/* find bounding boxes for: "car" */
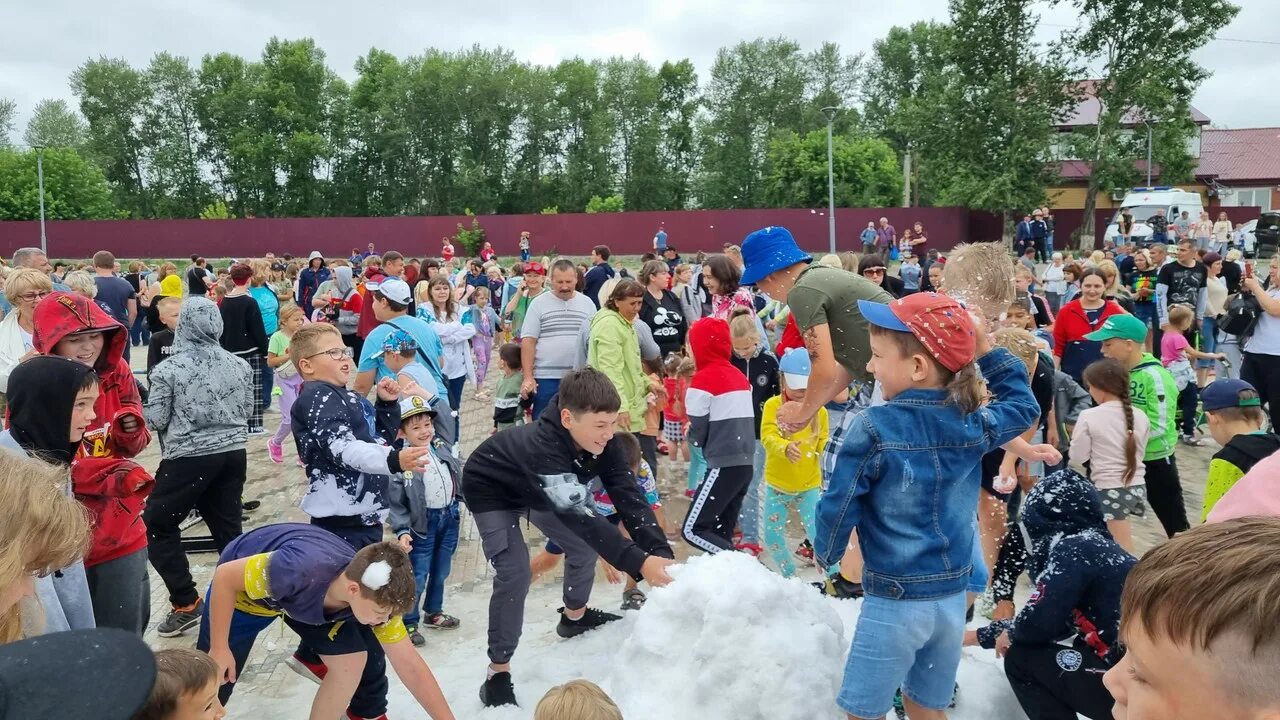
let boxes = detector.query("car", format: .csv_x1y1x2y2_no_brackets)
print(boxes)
1103,187,1205,246
1253,212,1280,260
1236,218,1257,258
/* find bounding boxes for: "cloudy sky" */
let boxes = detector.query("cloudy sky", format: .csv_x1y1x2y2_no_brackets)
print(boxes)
3,0,1275,137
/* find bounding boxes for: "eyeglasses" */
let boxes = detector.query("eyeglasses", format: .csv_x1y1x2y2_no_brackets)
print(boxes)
18,291,49,302
862,268,886,276
305,347,354,361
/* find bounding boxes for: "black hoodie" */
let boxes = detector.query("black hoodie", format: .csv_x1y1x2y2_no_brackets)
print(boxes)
5,356,97,464
460,396,674,578
977,469,1135,665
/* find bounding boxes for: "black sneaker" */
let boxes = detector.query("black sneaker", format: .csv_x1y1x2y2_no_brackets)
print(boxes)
556,607,623,638
156,598,203,637
242,500,261,511
408,625,425,647
480,671,517,707
813,574,864,600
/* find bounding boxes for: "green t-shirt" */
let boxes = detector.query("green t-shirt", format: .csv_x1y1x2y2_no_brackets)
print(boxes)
786,265,894,383
1130,354,1179,461
268,330,291,356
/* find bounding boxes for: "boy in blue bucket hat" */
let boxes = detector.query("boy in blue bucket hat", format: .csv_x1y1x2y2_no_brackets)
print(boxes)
741,225,892,599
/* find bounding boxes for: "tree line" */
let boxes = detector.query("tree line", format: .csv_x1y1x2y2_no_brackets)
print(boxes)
0,0,1238,246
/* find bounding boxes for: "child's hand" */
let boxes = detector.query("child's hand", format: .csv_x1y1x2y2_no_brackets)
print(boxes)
962,629,979,647
118,413,141,434
209,645,238,684
398,534,413,552
617,411,631,429
601,560,623,585
1022,443,1062,465
1217,352,1227,360
995,630,1012,658
398,445,432,473
376,377,401,402
992,474,1018,495
641,555,676,587
785,441,802,464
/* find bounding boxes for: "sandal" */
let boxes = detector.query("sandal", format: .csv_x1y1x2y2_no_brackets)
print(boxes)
424,613,460,630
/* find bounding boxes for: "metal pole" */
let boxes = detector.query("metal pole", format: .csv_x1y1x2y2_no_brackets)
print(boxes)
821,106,839,255
1152,124,1162,189
35,146,47,254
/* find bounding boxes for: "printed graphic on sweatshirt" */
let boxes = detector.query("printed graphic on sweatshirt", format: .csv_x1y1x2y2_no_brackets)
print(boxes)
537,472,595,515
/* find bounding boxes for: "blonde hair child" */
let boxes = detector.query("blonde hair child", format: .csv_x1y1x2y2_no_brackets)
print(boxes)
265,303,307,464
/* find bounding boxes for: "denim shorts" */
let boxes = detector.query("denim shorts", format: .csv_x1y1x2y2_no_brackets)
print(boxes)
838,592,967,718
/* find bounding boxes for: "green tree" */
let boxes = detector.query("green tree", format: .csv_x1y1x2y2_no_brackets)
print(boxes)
656,60,700,209
199,199,235,219
70,57,154,216
862,22,952,205
765,130,902,208
507,64,562,214
919,0,1077,225
553,58,615,212
144,53,210,217
697,38,809,209
0,98,15,148
23,99,88,149
0,147,118,220
800,42,863,134
1060,0,1239,246
585,194,624,213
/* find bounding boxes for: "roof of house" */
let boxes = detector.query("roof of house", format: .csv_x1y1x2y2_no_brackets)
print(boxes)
1055,159,1158,181
1057,80,1211,129
1196,127,1280,184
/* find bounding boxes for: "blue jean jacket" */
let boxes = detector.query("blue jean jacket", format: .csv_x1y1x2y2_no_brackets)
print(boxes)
815,348,1039,600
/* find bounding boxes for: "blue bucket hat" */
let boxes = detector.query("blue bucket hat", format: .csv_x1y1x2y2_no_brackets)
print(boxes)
739,226,812,286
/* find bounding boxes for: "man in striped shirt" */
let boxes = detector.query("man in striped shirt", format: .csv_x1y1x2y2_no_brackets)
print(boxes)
519,259,596,419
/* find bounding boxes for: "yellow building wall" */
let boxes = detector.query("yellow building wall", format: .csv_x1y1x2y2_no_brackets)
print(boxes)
1048,184,1211,210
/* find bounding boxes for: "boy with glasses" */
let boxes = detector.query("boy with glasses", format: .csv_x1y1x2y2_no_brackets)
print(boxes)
285,322,435,688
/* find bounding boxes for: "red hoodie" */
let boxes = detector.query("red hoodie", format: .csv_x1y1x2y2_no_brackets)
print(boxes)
74,457,154,566
33,292,150,459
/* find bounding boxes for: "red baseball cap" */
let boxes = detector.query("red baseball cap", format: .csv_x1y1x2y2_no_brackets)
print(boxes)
858,293,976,372
524,262,546,276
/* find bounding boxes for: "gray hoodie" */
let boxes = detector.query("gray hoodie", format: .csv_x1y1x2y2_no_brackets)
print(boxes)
145,297,253,459
0,431,95,634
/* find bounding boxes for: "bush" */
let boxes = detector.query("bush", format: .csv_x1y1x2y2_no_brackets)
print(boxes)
453,208,486,256
585,194,624,213
539,206,559,215
199,199,235,219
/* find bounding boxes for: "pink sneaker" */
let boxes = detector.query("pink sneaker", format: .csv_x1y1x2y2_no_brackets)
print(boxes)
267,439,283,464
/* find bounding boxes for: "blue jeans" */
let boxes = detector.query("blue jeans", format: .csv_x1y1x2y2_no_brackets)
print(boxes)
738,441,766,544
532,378,560,421
130,312,150,346
1197,316,1217,368
403,503,461,626
839,591,967,718
446,375,466,441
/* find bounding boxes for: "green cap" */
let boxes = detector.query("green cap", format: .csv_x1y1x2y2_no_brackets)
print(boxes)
1084,313,1147,342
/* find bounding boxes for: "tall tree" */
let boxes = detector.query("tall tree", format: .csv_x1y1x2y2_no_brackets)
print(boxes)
450,46,523,214
1061,0,1239,246
144,53,209,217
553,58,614,212
919,0,1076,226
507,63,562,214
23,99,88,149
0,147,118,220
70,57,154,217
697,38,808,208
601,56,664,210
0,98,15,148
800,42,863,135
656,60,699,210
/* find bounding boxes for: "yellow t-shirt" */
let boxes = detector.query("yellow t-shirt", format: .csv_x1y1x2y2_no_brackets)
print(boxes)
760,395,828,494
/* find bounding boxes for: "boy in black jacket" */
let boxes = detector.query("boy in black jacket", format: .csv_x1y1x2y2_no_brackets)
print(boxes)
463,367,676,708
965,469,1135,720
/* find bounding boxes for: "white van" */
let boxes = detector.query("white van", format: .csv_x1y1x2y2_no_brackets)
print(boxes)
1103,187,1205,245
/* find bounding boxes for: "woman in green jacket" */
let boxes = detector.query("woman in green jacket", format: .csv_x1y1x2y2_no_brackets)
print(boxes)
589,279,649,433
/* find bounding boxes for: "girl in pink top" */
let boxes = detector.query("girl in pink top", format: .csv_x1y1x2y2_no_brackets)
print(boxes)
1070,359,1150,553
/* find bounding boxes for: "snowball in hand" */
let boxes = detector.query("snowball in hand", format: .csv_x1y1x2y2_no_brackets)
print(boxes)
607,552,846,719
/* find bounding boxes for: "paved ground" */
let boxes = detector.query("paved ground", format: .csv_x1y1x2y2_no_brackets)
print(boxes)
132,344,1214,707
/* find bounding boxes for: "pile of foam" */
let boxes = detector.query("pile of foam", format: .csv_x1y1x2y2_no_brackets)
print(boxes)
606,552,847,719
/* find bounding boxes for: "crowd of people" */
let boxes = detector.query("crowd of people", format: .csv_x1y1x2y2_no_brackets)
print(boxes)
0,218,1278,720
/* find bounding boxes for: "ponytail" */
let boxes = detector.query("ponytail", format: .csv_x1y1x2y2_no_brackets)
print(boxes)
1119,384,1139,486
946,362,984,415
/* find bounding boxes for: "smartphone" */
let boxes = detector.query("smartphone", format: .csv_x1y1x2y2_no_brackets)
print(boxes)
1246,261,1254,279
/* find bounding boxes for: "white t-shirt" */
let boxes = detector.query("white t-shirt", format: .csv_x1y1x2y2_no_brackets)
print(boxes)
523,292,595,379
19,327,33,352
417,449,456,509
1245,288,1280,356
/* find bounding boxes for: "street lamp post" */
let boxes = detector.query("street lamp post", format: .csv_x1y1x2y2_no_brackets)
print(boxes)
821,106,840,255
34,145,47,254
1144,121,1153,188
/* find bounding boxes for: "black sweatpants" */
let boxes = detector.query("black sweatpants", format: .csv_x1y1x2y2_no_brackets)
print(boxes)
638,433,660,485
144,449,247,608
1242,351,1280,431
1003,641,1115,720
1143,456,1189,537
1177,381,1199,436
682,464,752,553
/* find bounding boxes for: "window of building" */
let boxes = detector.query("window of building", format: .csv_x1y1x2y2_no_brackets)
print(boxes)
1226,187,1273,213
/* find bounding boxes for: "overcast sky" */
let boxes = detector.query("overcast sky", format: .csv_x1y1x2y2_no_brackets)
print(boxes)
3,0,1276,138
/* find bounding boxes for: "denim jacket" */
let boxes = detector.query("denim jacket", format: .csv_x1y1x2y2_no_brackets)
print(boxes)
814,348,1039,600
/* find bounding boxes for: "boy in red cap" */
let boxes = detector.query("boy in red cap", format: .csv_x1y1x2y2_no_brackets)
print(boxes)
815,292,1042,720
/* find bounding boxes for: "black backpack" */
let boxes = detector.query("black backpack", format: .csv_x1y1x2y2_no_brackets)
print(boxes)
1218,292,1261,337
